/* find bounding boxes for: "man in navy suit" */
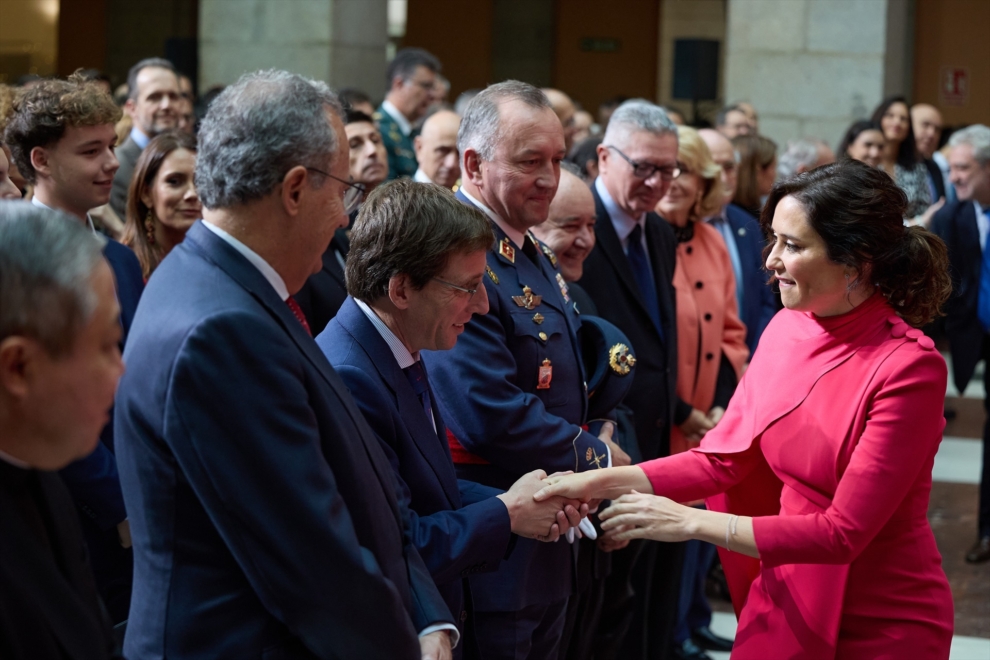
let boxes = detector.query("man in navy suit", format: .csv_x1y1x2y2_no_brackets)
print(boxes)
700,128,777,355
423,81,614,660
931,124,990,564
4,73,144,623
114,70,455,659
319,180,585,657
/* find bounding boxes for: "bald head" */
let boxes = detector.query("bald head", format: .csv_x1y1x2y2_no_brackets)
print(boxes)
699,128,737,205
414,109,461,188
543,88,577,152
532,169,595,281
911,103,943,159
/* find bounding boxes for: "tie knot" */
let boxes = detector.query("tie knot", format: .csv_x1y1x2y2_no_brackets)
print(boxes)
404,361,429,397
629,223,643,243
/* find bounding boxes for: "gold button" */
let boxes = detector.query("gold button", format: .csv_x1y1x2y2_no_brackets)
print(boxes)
539,332,548,341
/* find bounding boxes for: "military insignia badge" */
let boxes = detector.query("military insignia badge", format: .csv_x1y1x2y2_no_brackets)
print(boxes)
585,447,593,461
540,243,558,268
537,359,553,389
486,265,500,285
498,238,516,263
532,313,544,324
588,448,606,468
608,343,637,375
512,285,542,310
555,273,571,303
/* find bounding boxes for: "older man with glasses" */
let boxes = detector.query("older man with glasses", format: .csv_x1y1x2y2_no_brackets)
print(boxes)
575,99,684,660
114,70,456,659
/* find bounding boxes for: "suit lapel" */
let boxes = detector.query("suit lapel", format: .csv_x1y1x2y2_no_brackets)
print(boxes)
336,300,462,507
184,224,402,516
0,473,107,659
644,213,675,341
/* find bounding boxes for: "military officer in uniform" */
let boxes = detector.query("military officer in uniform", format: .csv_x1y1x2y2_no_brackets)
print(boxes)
423,80,620,660
375,48,442,180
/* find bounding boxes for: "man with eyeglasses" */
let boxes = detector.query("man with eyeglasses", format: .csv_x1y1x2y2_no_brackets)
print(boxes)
575,99,684,659
376,48,443,180
699,128,777,354
114,70,458,659
319,179,587,658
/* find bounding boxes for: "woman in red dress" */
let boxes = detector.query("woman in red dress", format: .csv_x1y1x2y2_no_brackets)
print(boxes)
535,159,954,659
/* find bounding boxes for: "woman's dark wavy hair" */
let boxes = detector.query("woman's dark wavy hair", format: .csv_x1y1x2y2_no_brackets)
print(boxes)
759,159,950,327
870,95,919,169
837,119,883,158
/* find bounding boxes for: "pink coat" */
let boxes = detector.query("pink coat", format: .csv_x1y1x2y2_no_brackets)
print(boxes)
670,221,749,455
641,294,953,659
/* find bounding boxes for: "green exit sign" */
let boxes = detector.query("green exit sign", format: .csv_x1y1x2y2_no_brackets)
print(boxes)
580,38,621,53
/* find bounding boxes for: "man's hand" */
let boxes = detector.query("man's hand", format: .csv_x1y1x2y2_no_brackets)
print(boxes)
679,408,714,442
598,420,631,466
420,630,452,660
707,406,726,426
117,519,132,549
497,469,586,541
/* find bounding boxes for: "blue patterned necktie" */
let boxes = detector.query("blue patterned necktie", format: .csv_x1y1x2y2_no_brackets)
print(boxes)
978,208,990,332
404,361,434,427
627,223,664,341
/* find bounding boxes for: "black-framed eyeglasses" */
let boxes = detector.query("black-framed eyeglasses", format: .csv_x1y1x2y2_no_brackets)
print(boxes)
306,167,366,215
432,277,480,298
605,145,680,181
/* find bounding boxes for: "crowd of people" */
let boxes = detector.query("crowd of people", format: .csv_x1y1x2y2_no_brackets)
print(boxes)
0,45,988,660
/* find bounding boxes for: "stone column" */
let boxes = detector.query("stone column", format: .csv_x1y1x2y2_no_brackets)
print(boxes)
724,0,909,149
199,0,388,96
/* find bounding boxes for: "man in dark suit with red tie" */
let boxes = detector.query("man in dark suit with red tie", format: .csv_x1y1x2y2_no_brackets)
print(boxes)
930,123,990,564
576,100,684,659
0,202,124,659
114,70,456,659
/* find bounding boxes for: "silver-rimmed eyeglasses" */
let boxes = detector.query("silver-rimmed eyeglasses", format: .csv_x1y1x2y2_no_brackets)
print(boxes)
605,145,681,181
432,277,480,298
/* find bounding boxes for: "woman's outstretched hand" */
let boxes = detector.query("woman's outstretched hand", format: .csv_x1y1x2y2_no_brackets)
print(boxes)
599,491,692,544
533,471,599,504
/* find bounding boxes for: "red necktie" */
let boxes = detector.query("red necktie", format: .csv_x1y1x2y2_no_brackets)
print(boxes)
285,296,312,337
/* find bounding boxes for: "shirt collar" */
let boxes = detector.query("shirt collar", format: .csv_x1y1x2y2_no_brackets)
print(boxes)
130,126,151,150
381,100,412,136
201,220,289,301
595,176,644,245
0,448,31,469
705,205,728,224
31,196,105,244
353,298,417,369
460,188,527,248
413,168,433,184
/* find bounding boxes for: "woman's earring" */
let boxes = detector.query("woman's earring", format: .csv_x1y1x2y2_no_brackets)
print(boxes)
145,210,156,245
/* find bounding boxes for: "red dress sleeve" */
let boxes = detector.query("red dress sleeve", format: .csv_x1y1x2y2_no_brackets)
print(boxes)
641,440,764,503
752,346,946,566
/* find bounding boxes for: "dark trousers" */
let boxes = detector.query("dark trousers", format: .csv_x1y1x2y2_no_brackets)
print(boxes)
594,539,685,660
473,598,569,660
979,338,990,537
673,539,717,644
561,539,610,660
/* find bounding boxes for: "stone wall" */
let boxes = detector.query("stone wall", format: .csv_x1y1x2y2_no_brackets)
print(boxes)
199,0,387,95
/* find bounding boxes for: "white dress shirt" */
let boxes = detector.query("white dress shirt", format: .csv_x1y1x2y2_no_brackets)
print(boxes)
202,221,289,301
413,168,433,184
381,99,413,136
594,177,653,281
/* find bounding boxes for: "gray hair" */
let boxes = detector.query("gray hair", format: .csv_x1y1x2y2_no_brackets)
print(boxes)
126,57,177,100
195,69,344,209
457,80,552,161
777,139,820,181
0,202,104,357
602,99,677,148
948,124,990,166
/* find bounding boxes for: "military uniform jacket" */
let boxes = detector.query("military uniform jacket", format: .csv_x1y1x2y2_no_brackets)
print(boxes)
375,103,418,180
423,191,609,611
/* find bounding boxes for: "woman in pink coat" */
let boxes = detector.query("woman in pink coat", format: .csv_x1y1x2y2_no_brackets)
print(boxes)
660,126,749,457
535,160,954,659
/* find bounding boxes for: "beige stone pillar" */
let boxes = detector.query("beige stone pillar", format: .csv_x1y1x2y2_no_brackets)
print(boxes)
199,0,388,95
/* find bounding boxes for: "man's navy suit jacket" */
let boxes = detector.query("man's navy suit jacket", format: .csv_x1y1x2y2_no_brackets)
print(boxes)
723,203,776,355
931,200,986,391
58,237,143,620
115,222,451,658
318,297,514,647
422,191,609,612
